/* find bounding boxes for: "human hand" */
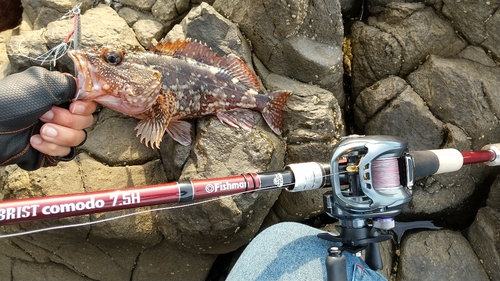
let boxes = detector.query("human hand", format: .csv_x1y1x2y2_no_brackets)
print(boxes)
30,101,97,157
0,67,93,170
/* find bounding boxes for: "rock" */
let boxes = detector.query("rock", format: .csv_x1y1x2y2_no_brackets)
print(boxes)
155,115,285,254
356,76,445,150
213,0,345,105
7,4,142,73
45,4,142,70
487,174,500,211
255,57,345,163
0,40,11,79
6,28,48,73
350,2,466,96
2,236,142,281
442,0,500,58
353,74,493,226
80,114,160,166
132,19,165,47
407,55,500,149
401,55,500,223
119,0,157,11
254,55,345,221
468,206,500,281
151,0,190,29
397,230,489,281
457,45,497,67
133,239,216,281
165,2,253,67
20,0,94,30
118,6,154,27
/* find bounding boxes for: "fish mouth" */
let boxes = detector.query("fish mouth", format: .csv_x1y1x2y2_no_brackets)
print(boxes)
67,50,93,100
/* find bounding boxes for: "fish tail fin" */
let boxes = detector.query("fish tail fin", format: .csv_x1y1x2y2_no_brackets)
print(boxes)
260,90,292,135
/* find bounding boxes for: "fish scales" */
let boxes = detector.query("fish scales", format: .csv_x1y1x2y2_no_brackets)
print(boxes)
150,56,259,118
68,39,291,148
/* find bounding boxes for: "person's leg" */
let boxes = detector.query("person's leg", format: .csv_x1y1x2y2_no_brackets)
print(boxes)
226,222,387,281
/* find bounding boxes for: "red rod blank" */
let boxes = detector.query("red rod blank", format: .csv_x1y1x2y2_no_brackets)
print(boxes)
461,150,495,165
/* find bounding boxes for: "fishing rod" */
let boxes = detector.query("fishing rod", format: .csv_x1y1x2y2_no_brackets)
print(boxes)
0,135,498,226
0,135,499,280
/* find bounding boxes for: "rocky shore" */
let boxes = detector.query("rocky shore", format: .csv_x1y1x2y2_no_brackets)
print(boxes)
1,1,499,280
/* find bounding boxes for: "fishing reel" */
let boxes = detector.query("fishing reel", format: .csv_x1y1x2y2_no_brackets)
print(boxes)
318,135,414,270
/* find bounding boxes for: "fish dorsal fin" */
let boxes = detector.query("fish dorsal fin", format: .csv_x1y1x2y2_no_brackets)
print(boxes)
151,39,261,91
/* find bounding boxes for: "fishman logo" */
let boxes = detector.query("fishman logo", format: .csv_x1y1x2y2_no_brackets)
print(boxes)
205,181,246,193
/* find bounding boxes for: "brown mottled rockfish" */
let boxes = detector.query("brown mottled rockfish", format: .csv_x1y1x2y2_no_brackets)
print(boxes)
68,39,291,148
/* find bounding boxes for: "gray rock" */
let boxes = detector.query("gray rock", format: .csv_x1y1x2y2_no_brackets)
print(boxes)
6,29,48,73
155,115,285,254
397,230,489,281
159,133,194,181
165,2,253,67
80,115,160,166
118,6,154,27
11,259,90,281
339,0,358,14
255,56,345,163
44,4,142,50
457,45,497,67
351,2,466,96
132,19,165,47
133,239,216,281
442,0,500,58
354,75,490,224
468,206,500,281
20,0,93,30
254,55,345,221
213,0,345,105
151,0,190,29
354,76,409,131
487,174,500,211
407,55,500,149
119,0,157,11
7,4,142,73
20,0,43,27
357,77,445,150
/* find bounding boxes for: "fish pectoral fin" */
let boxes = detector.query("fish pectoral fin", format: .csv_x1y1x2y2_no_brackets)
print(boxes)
134,103,171,149
166,120,193,146
216,109,255,131
259,90,292,135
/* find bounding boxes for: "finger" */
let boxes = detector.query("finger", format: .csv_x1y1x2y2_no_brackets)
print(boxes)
39,123,87,147
69,100,98,115
30,134,72,157
39,106,94,130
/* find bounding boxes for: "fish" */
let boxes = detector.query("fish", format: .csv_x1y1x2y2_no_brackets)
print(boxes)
67,39,291,148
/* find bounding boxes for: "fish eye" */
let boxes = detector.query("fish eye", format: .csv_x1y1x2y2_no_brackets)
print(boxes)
101,49,123,65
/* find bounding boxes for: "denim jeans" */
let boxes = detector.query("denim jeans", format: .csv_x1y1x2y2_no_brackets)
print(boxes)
226,222,387,281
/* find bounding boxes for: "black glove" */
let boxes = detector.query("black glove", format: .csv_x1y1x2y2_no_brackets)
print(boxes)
0,66,77,171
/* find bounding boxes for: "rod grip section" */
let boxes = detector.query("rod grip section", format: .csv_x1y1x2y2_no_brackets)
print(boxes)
411,149,463,179
482,143,500,166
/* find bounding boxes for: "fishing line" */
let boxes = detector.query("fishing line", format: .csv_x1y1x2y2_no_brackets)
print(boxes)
14,3,81,69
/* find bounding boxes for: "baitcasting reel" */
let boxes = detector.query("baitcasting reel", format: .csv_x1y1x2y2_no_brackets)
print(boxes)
318,135,414,270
